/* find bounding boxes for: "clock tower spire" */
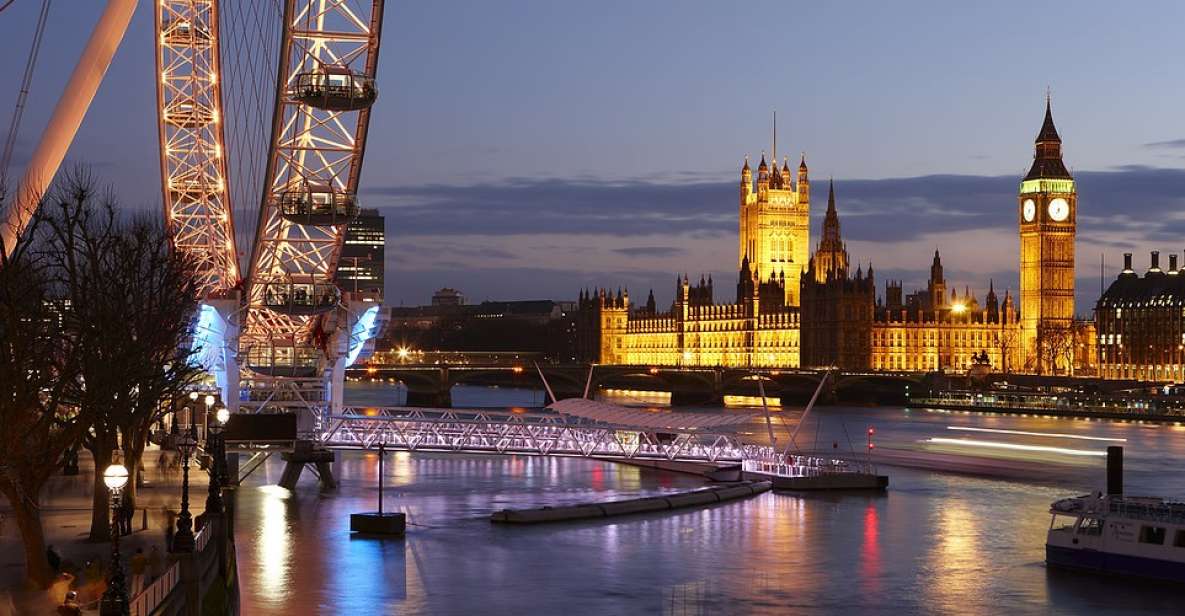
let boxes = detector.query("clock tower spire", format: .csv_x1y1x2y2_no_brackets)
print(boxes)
1018,96,1077,374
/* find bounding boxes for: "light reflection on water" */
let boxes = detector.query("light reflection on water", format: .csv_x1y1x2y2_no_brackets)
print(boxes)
229,386,1185,615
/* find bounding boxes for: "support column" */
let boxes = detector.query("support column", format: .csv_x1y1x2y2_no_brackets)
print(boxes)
1,0,138,255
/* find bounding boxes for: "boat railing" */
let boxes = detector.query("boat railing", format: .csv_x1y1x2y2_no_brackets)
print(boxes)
1108,497,1185,525
1051,495,1185,526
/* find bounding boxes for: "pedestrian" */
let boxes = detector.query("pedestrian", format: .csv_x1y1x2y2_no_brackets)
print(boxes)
122,498,135,536
130,547,148,596
56,590,82,616
164,508,176,547
147,545,164,583
46,544,62,573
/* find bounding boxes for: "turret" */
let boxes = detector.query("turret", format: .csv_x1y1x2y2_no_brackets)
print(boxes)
986,279,1000,323
797,154,809,204
756,154,769,192
741,156,752,197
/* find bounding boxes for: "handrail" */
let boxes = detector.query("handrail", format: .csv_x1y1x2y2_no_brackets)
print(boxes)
129,560,180,616
195,524,211,552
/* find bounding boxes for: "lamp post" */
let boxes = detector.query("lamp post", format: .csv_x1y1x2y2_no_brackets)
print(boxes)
205,407,228,514
100,463,130,616
172,425,197,553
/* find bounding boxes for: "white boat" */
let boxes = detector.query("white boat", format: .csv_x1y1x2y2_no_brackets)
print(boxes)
1046,447,1185,583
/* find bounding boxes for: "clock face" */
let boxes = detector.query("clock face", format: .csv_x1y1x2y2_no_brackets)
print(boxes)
1022,199,1036,222
1048,197,1070,222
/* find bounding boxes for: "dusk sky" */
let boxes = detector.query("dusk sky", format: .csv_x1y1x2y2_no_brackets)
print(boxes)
3,0,1185,311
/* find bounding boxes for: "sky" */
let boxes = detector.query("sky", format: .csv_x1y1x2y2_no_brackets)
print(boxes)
3,0,1185,313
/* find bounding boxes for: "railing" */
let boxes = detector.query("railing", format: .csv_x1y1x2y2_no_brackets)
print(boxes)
1108,497,1185,525
129,561,180,616
911,393,1185,418
195,524,211,553
322,406,752,463
742,454,874,478
319,406,863,473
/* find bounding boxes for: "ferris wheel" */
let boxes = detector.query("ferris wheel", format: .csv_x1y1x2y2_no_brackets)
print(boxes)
1,0,388,415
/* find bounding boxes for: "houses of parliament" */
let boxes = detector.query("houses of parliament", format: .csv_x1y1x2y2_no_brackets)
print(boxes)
578,102,1096,375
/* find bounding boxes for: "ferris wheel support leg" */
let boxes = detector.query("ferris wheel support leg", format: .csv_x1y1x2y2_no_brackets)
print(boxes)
0,0,138,257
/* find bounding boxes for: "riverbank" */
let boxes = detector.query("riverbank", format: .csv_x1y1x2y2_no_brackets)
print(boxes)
905,399,1185,423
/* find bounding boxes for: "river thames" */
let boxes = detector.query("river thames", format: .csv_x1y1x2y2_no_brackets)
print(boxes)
231,384,1185,615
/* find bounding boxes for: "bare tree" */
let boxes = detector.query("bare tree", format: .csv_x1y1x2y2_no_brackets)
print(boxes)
1038,322,1074,375
36,171,203,541
993,325,1019,374
0,200,85,588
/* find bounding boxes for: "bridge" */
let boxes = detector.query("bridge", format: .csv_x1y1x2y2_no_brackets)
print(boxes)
348,362,929,407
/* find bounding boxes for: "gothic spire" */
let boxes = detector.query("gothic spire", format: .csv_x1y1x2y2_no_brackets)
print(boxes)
1037,94,1061,144
1025,95,1072,180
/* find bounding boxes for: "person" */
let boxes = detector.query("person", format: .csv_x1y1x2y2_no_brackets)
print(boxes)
147,545,164,583
46,544,62,573
164,508,176,547
129,547,148,596
123,498,135,536
56,590,81,616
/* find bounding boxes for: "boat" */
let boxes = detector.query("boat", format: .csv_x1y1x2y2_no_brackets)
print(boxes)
1046,446,1185,583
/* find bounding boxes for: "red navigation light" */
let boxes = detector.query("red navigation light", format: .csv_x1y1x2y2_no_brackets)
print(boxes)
868,427,875,435
869,442,875,449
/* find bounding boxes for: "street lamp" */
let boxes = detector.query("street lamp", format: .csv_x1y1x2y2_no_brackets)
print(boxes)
100,463,130,616
172,426,197,553
205,407,228,514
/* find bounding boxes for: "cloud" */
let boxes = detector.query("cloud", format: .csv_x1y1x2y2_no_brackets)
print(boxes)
612,246,685,257
1143,139,1185,149
366,167,1185,306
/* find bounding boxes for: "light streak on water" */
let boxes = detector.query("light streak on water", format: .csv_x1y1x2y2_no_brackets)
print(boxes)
925,437,1107,457
945,426,1127,442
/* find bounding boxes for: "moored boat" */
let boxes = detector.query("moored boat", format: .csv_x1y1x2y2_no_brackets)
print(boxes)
1046,446,1185,583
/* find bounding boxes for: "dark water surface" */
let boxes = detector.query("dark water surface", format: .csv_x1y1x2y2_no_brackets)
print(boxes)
232,385,1185,615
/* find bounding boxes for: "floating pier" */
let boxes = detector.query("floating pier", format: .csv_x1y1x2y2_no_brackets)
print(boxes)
490,481,771,524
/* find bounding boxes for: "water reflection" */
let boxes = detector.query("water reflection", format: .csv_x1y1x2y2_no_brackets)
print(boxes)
228,390,1185,614
253,485,293,607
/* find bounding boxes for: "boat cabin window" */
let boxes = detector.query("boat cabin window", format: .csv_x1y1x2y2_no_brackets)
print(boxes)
1077,518,1103,536
1138,525,1166,545
1175,530,1185,548
1049,514,1076,531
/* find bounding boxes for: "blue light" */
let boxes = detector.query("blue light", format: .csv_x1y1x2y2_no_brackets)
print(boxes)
190,304,223,369
346,305,380,366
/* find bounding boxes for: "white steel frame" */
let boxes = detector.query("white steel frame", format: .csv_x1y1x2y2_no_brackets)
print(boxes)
243,0,384,358
154,0,240,296
322,407,759,463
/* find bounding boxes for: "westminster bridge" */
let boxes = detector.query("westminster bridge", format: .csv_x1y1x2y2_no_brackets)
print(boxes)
347,355,1158,408
348,360,931,407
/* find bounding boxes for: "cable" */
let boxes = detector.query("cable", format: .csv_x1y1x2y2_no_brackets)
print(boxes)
1,0,52,183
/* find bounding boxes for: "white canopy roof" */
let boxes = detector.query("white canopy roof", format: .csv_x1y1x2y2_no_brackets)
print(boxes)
548,398,760,431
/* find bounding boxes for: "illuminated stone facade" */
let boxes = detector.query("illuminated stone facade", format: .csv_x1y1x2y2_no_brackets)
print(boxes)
801,183,1025,373
739,151,811,306
577,266,800,368
1019,99,1078,374
579,105,1097,375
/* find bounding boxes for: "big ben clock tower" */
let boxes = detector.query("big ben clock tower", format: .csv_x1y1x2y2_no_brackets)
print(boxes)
1019,98,1076,374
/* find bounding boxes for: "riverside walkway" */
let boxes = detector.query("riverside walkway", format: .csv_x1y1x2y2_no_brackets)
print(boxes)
0,445,213,615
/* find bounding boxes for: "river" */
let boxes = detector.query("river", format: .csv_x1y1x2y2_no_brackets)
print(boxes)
230,384,1185,615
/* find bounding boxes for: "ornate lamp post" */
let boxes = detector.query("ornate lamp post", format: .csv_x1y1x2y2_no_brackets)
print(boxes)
100,463,130,616
172,425,197,553
205,406,228,514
